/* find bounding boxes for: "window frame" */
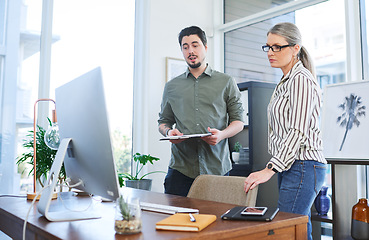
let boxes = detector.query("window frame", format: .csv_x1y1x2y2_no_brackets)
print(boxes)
360,0,369,80
0,0,21,193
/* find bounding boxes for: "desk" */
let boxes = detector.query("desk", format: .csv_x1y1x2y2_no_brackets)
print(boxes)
0,187,308,240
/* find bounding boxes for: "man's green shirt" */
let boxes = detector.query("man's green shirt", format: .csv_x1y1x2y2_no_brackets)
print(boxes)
158,65,244,179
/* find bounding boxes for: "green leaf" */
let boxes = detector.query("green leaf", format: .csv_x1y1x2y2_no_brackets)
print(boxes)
16,121,66,186
119,152,162,182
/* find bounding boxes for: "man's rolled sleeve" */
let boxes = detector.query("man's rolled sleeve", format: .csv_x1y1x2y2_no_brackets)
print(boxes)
227,78,244,123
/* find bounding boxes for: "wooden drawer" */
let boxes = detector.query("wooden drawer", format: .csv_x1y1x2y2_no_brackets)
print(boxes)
231,226,296,240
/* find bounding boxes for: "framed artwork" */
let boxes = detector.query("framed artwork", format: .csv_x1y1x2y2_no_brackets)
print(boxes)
165,57,187,82
322,80,369,159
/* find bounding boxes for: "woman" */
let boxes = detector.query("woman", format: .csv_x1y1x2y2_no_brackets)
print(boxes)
244,22,327,240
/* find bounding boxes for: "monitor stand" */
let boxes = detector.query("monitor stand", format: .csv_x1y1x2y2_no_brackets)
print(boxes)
37,138,101,221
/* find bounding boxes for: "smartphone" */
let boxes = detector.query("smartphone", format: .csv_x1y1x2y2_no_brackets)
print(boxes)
240,207,268,216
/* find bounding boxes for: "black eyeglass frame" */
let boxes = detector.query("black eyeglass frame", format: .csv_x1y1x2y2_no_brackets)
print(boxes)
261,44,294,52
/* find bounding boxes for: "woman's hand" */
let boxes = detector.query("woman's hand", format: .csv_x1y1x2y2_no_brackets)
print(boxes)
244,168,275,193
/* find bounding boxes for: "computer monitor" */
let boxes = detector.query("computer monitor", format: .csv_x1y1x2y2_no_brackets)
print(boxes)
37,67,120,221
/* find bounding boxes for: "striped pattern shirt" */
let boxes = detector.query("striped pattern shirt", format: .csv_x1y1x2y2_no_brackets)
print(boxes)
267,61,327,172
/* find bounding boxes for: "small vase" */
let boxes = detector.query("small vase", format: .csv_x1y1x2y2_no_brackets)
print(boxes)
314,186,330,215
115,196,142,234
232,152,240,163
351,198,369,240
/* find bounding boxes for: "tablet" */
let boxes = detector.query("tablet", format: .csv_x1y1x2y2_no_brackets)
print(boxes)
241,207,267,216
221,206,279,222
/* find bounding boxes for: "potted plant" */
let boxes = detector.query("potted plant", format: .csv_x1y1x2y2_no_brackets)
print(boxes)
114,195,142,234
118,153,165,191
17,121,66,192
232,142,242,164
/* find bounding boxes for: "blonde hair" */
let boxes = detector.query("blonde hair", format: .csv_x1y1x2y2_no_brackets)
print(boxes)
268,22,316,78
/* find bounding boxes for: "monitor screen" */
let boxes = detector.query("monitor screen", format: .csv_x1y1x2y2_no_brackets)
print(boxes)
37,67,120,221
55,67,120,200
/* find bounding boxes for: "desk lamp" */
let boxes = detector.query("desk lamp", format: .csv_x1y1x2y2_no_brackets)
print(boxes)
27,98,60,200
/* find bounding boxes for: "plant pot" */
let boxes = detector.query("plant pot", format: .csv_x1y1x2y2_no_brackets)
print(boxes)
125,179,152,191
232,152,240,163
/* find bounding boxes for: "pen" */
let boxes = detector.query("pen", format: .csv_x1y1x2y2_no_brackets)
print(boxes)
189,213,196,222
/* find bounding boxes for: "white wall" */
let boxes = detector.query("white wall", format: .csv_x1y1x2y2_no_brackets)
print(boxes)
133,0,216,192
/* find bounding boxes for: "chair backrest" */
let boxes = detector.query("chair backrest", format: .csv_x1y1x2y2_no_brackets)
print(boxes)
187,174,258,206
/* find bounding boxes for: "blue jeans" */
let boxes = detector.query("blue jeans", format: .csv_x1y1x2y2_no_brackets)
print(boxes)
164,167,230,197
277,160,327,240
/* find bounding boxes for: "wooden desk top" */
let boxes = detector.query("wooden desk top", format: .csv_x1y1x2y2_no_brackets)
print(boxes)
0,187,308,240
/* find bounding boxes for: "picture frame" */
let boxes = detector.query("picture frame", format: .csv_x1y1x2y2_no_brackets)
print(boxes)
165,57,187,82
322,80,369,159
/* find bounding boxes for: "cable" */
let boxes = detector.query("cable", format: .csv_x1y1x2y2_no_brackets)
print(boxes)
57,191,94,213
22,179,93,240
22,186,48,240
0,194,27,198
64,179,83,188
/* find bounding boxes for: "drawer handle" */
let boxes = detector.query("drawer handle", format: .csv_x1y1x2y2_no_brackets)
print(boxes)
268,229,275,235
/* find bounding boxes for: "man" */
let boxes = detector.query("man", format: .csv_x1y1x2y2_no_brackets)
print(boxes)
158,26,244,196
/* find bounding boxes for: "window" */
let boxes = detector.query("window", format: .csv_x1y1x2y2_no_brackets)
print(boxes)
224,0,296,23
296,0,346,88
16,0,134,193
224,13,295,84
0,0,6,46
361,0,369,80
224,0,346,88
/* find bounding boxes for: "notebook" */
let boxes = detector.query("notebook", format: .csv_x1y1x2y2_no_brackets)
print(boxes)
156,213,217,232
221,206,279,222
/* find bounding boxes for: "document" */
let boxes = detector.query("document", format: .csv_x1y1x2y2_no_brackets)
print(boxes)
160,132,211,141
156,213,217,232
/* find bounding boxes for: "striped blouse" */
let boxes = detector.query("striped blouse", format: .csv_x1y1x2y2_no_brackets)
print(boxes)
267,61,327,172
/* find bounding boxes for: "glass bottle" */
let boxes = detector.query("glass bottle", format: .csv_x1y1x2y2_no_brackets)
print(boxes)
351,198,369,240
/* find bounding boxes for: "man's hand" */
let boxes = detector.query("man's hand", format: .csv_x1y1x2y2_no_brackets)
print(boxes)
202,121,244,146
167,129,185,144
201,127,223,145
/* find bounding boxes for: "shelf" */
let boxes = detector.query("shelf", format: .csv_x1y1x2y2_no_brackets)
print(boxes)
326,158,369,165
326,159,369,238
229,81,277,207
311,211,333,224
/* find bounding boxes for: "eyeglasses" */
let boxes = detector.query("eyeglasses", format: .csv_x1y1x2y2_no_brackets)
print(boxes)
261,44,294,52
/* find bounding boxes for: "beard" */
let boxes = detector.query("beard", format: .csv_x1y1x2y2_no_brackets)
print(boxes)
186,54,204,69
187,61,202,69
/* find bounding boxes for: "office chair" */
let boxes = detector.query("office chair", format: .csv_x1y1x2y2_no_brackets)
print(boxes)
187,174,258,206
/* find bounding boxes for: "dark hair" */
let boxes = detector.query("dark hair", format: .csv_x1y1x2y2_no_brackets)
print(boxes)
268,22,316,77
178,26,207,47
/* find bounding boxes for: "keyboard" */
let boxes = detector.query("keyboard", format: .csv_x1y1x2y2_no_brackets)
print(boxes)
140,201,199,215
